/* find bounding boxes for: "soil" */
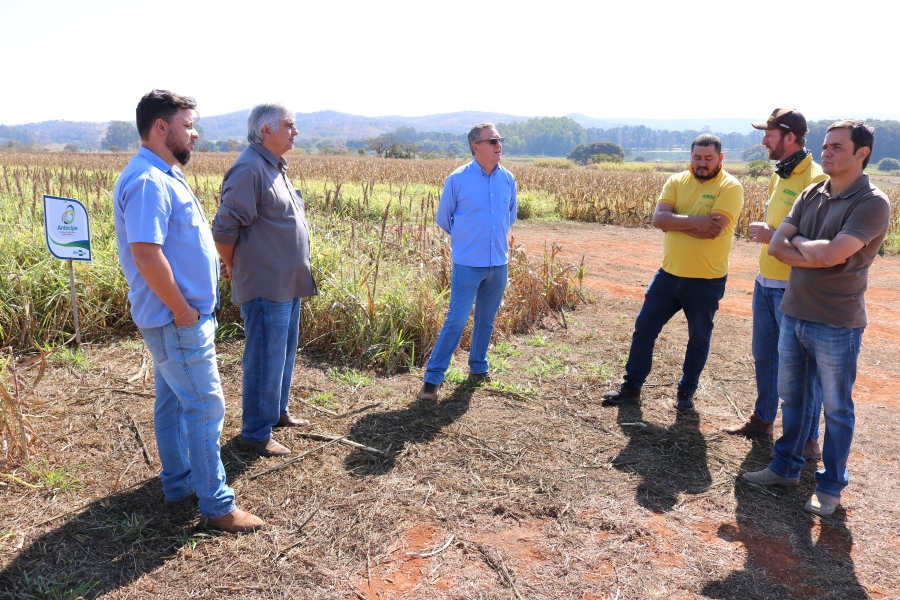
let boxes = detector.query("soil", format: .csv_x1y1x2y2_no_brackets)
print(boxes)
1,221,898,599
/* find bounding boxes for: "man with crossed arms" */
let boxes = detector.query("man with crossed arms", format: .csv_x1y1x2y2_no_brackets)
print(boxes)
743,120,890,516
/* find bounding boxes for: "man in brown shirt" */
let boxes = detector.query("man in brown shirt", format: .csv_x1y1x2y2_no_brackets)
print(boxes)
213,102,316,458
743,120,890,516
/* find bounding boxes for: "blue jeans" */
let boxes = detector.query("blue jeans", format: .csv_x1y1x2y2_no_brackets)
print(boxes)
769,315,863,498
240,297,301,443
139,313,235,519
624,269,726,396
752,282,821,440
424,263,508,385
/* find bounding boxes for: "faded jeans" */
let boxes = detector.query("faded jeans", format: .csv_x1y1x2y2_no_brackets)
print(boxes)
424,263,508,385
139,313,236,519
240,297,301,443
769,316,863,498
752,282,821,440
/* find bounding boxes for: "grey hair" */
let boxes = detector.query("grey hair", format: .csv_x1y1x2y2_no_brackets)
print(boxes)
467,123,496,156
247,102,294,144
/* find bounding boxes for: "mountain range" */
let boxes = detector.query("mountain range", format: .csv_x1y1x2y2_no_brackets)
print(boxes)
6,110,900,147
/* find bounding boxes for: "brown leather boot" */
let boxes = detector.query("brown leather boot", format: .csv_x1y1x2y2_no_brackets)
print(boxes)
724,414,774,437
204,508,264,533
237,436,291,457
803,439,822,461
275,413,310,428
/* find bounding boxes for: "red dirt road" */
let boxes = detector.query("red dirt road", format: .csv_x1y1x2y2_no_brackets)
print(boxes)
513,221,900,408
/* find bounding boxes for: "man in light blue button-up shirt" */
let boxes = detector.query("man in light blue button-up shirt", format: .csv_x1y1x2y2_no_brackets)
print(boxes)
113,90,262,534
418,123,517,401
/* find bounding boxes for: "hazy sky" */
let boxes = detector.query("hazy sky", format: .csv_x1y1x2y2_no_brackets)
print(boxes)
1,0,894,126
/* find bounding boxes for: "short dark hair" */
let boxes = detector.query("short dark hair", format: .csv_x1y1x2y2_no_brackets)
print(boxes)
826,119,875,168
691,133,721,154
136,90,197,140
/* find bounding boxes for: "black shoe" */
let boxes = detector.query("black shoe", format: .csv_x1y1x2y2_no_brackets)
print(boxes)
602,384,640,405
675,392,695,412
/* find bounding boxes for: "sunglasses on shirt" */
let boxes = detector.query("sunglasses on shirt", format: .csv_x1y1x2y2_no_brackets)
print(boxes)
474,137,505,146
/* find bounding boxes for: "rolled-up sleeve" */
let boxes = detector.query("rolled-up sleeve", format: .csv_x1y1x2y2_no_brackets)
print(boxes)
213,163,258,245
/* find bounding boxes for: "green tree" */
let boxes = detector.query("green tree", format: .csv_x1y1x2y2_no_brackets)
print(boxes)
877,157,900,172
747,160,772,179
102,121,139,151
742,144,769,162
567,141,624,165
367,135,397,158
590,154,624,164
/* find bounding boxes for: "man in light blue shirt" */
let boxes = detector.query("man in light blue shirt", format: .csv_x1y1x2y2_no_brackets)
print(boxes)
418,123,517,400
114,90,262,534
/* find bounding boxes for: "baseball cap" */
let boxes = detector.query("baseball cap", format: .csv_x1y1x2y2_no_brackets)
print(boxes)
751,108,808,136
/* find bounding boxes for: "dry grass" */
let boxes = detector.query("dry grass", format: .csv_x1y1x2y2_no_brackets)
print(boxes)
1,223,897,599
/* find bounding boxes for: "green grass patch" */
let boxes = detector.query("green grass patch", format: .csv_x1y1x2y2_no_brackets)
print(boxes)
25,458,84,495
329,367,372,387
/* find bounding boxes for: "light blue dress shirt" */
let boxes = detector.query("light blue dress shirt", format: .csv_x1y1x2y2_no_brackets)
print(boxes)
114,147,218,329
436,160,517,267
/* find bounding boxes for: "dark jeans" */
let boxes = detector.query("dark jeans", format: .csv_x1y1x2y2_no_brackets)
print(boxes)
624,269,726,396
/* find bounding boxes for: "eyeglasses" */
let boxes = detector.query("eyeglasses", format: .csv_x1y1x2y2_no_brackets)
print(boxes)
474,137,505,146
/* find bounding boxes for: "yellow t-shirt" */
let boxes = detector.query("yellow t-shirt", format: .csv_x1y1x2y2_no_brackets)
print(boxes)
758,154,828,280
659,168,744,279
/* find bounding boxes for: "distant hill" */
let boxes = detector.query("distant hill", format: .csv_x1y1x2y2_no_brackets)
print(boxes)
197,109,532,141
2,120,107,145
566,114,759,134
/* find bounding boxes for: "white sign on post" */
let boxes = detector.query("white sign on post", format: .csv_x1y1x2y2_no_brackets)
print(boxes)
43,195,92,261
43,195,91,345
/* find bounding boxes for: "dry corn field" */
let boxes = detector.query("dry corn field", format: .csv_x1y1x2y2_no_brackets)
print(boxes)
1,152,899,599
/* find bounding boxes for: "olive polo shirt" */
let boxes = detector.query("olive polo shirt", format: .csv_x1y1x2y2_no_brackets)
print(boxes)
780,174,890,329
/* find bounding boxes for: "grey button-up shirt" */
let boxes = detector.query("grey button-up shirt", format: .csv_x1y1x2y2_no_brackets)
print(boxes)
213,143,316,304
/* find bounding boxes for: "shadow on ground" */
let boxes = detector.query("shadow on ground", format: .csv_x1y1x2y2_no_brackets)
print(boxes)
702,438,867,599
608,400,712,511
344,383,474,475
0,437,260,600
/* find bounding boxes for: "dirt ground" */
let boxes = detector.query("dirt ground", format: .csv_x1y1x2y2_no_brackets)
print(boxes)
2,221,898,599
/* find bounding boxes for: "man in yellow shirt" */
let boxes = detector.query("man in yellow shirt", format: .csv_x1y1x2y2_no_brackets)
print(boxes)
724,109,827,462
604,134,744,411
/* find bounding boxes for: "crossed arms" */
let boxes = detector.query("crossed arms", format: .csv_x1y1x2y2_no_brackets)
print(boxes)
767,222,863,268
651,202,731,239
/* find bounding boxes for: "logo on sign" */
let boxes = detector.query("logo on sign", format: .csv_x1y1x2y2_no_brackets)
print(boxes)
62,205,75,225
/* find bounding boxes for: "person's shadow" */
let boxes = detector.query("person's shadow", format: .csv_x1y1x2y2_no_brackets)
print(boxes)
344,384,474,476
0,437,260,599
609,401,712,512
701,438,867,599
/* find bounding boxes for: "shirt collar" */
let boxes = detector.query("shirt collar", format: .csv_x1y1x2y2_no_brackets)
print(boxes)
137,146,182,177
250,143,287,170
824,173,870,199
472,159,499,177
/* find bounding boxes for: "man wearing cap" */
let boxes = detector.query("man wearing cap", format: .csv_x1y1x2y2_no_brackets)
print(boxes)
743,120,890,516
724,109,827,462
416,123,517,401
603,134,744,412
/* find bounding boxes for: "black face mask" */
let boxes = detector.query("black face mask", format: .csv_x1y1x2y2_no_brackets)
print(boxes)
775,148,811,179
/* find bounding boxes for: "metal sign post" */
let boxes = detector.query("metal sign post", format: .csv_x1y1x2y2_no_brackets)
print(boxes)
43,195,91,346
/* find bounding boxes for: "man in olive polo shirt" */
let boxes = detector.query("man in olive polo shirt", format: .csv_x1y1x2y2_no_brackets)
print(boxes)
604,134,744,411
725,109,827,462
743,120,890,516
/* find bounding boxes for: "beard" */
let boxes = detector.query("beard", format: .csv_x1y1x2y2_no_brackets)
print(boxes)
166,130,193,166
694,163,722,182
768,137,786,161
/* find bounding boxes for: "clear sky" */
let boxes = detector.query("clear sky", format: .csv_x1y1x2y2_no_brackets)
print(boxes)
1,0,895,126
